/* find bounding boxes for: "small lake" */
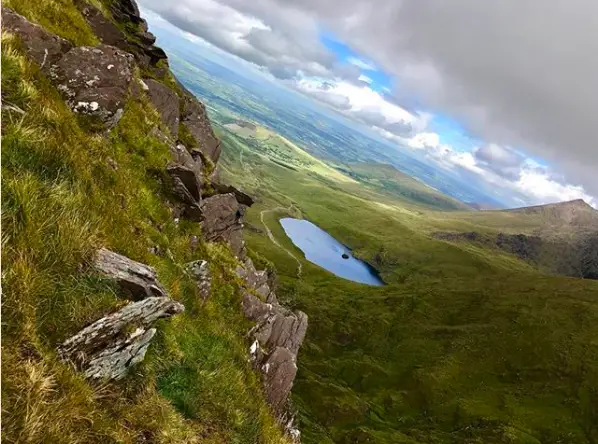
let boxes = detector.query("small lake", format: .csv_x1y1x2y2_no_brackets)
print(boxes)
279,218,385,286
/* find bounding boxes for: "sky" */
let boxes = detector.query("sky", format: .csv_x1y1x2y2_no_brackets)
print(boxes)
138,0,598,208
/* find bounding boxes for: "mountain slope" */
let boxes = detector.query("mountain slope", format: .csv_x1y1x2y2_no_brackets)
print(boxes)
218,120,598,443
1,1,302,442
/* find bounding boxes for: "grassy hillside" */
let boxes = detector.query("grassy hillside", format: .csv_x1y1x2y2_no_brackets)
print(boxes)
219,123,598,444
1,2,290,443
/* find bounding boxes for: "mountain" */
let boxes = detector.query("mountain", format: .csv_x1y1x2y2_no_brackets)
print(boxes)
3,1,598,444
2,2,304,442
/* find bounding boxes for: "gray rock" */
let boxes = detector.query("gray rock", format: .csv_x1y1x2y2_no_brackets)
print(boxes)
212,182,255,207
1,8,72,70
57,296,184,380
242,292,307,355
199,193,245,257
144,79,180,137
186,260,211,304
167,163,201,203
49,44,133,128
262,347,298,415
94,248,167,300
180,94,221,163
236,258,276,302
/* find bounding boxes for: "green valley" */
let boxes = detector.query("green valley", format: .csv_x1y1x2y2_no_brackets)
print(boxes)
218,120,598,444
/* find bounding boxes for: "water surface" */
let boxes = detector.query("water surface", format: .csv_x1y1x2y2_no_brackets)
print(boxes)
280,218,384,286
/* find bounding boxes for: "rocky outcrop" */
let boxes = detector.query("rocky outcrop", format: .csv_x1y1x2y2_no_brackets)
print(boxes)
58,297,184,380
200,193,246,257
11,2,307,438
94,248,167,299
49,44,134,128
1,8,72,70
145,78,180,136
180,92,221,163
213,182,255,207
237,259,307,441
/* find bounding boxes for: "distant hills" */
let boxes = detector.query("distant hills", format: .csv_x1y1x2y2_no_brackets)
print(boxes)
434,199,598,279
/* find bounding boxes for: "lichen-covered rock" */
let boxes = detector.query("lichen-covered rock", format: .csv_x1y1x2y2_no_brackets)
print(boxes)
186,260,211,304
144,78,180,137
199,193,246,257
1,8,72,70
94,248,167,300
49,44,133,128
57,297,184,380
180,93,221,163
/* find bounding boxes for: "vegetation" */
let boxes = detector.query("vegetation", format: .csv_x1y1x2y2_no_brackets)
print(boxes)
1,5,289,443
219,122,598,444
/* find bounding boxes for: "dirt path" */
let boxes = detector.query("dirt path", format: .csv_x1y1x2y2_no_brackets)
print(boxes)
260,206,302,278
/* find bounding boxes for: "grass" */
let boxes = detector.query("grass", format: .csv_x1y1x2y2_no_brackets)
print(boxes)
1,9,289,443
219,122,598,444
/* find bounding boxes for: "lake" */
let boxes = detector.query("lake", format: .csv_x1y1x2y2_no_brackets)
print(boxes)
279,218,385,286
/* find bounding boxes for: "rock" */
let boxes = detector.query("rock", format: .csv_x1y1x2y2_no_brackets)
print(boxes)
49,44,133,128
167,144,204,206
144,79,180,137
168,163,201,203
94,248,167,300
236,257,272,299
180,94,221,163
107,0,168,68
262,347,297,415
199,193,245,257
1,8,72,70
243,292,307,355
57,296,184,380
212,182,255,207
75,0,128,48
185,260,211,304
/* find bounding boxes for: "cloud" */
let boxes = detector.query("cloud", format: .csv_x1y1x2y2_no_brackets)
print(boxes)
347,56,376,71
139,0,598,206
400,133,596,207
473,144,525,180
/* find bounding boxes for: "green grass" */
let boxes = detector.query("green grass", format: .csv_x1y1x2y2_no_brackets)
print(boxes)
220,122,598,444
2,10,289,444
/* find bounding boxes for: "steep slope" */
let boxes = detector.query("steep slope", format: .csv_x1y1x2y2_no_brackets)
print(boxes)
1,1,305,442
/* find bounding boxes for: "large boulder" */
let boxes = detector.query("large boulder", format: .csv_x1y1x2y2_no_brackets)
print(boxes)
94,248,167,300
180,94,221,163
1,8,72,70
49,44,134,128
199,193,246,257
57,297,184,380
144,79,180,137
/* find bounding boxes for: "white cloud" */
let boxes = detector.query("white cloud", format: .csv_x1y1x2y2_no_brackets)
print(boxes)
347,56,377,71
358,74,373,84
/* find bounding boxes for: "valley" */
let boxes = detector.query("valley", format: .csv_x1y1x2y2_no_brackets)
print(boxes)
217,118,598,443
